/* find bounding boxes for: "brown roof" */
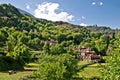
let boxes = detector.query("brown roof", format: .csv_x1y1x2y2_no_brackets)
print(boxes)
91,55,101,60
85,51,96,55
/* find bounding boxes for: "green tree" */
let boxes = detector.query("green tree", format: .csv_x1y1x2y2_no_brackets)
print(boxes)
50,44,66,55
95,40,107,55
102,32,120,80
57,33,67,43
43,41,50,54
0,30,7,47
7,43,30,66
34,54,78,80
73,33,83,45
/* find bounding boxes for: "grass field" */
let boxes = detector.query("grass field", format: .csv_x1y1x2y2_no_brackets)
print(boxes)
0,62,103,80
0,63,38,80
78,61,103,78
0,71,33,80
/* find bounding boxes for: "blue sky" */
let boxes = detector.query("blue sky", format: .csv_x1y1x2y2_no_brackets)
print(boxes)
0,0,120,29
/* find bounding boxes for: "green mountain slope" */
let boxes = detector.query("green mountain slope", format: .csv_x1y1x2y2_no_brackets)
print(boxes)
0,3,118,53
0,4,119,71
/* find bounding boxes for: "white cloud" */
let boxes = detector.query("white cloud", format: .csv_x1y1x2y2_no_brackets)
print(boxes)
92,1,104,6
26,4,30,10
81,16,85,19
92,2,96,5
99,2,103,6
34,2,74,22
80,23,87,27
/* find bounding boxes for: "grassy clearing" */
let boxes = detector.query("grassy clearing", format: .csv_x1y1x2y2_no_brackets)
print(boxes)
78,61,103,78
25,63,39,67
24,63,39,71
0,62,104,80
0,71,33,80
78,61,90,66
78,65,102,78
0,63,38,80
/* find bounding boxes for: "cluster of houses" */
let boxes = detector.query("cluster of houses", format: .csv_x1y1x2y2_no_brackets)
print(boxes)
47,39,101,62
74,46,101,62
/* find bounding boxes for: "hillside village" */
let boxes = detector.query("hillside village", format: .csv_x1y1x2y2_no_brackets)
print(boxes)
0,4,120,80
74,46,101,62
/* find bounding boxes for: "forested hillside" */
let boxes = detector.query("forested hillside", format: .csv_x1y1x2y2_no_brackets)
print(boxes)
0,4,120,80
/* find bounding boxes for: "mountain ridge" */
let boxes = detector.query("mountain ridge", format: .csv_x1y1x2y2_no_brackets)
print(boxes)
0,3,118,32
